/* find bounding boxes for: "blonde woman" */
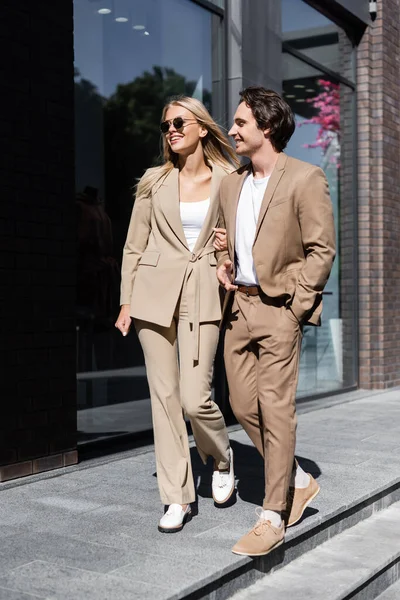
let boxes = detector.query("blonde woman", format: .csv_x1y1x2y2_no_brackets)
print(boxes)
115,96,239,533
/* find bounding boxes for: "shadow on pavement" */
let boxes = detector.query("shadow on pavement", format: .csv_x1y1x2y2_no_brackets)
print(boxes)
191,441,321,515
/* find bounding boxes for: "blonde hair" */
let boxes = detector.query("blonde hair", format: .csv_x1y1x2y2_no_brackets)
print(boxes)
137,96,239,198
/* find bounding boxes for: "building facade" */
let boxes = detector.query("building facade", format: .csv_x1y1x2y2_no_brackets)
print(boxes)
1,0,399,482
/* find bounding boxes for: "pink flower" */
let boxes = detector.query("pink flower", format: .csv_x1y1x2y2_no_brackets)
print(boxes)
298,79,341,166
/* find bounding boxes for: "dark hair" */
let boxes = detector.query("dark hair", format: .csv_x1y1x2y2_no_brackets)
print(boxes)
239,87,295,152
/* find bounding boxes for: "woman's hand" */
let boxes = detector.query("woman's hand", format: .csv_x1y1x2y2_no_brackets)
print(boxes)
213,227,227,252
115,305,132,337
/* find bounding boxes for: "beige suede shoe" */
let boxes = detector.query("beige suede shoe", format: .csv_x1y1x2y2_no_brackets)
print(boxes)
285,474,320,527
231,509,285,557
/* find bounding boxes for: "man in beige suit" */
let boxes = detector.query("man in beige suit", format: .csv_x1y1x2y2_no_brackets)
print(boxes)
216,87,336,556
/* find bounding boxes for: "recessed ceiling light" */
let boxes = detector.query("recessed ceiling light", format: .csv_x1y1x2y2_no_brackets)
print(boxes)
295,98,305,102
144,30,150,35
98,8,111,14
294,84,305,89
306,88,315,92
286,94,295,98
133,24,145,30
115,17,128,22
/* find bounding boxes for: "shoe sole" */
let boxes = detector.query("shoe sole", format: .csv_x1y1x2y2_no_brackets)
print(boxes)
231,538,284,557
286,484,320,528
158,511,192,534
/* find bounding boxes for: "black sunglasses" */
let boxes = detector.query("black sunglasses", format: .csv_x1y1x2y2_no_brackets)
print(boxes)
160,117,197,134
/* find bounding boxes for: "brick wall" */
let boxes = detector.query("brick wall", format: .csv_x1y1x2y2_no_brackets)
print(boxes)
357,0,400,388
0,0,77,481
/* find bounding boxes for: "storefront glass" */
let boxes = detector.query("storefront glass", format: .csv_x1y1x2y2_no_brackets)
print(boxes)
282,1,357,397
74,0,223,444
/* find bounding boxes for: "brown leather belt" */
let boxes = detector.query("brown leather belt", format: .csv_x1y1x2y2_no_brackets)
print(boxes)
236,285,287,308
236,285,261,296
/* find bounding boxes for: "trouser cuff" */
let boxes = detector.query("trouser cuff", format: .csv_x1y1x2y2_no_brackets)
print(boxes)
262,501,287,511
160,493,195,505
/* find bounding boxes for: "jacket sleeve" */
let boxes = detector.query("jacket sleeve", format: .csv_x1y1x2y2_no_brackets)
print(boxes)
290,166,336,323
216,184,231,269
120,175,152,306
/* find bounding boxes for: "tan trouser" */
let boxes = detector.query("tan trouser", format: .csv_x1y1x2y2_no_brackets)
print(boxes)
135,288,230,506
224,292,302,511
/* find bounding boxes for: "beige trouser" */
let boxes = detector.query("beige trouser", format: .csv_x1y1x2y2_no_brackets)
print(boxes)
224,291,302,511
135,287,230,506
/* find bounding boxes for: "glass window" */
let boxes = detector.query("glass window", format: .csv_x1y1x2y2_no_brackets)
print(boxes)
281,0,354,82
281,9,357,397
74,0,223,445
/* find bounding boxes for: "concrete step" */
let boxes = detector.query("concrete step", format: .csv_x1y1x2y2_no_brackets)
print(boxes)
376,578,400,600
176,476,400,600
230,501,400,600
175,392,400,600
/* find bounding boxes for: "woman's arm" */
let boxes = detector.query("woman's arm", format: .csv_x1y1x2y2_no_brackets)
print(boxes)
120,180,152,306
116,177,152,336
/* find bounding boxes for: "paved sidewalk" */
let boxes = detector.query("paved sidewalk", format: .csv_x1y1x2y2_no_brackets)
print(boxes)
1,388,400,599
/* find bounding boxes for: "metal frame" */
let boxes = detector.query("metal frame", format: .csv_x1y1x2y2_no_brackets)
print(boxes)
188,0,227,127
189,0,224,17
282,42,356,89
223,0,230,127
297,384,358,405
213,6,227,127
351,45,359,388
303,0,367,44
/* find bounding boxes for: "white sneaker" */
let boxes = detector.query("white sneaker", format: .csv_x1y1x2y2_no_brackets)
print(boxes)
212,447,235,505
158,504,191,533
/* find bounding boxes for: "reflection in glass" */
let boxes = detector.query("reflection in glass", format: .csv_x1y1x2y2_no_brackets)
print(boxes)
74,0,220,444
283,49,356,396
281,0,354,81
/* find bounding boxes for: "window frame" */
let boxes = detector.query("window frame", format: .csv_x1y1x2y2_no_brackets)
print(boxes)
282,0,359,401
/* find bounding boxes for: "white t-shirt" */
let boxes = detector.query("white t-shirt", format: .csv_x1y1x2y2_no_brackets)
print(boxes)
235,173,270,285
179,198,210,252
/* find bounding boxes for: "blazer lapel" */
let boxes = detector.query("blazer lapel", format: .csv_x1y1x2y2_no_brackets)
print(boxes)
157,167,188,249
228,164,251,257
254,153,287,243
193,164,226,252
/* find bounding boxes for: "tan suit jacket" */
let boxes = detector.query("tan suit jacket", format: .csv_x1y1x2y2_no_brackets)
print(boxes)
120,164,229,350
217,153,336,325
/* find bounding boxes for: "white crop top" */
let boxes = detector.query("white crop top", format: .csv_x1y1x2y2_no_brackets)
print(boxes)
179,198,210,251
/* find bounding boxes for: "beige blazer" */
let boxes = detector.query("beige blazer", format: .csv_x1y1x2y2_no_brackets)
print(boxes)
217,153,336,325
120,163,229,357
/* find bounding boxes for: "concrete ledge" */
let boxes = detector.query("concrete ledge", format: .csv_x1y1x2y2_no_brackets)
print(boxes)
0,451,78,482
179,479,400,600
230,501,400,600
376,576,400,600
350,557,400,600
